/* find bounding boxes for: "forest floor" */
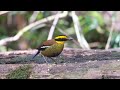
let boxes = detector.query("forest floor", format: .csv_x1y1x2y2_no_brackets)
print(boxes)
0,48,120,79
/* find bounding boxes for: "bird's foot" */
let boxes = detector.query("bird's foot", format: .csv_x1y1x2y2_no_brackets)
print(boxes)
59,56,65,63
49,57,58,64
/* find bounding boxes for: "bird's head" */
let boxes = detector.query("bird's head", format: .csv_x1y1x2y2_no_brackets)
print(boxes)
54,35,73,42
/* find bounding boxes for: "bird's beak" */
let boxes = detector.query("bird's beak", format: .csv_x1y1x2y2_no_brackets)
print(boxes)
68,38,73,40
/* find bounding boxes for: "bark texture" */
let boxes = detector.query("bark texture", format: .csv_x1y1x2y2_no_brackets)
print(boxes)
0,48,120,79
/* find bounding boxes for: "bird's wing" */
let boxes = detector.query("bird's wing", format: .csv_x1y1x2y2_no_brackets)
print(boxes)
37,39,56,50
32,39,56,59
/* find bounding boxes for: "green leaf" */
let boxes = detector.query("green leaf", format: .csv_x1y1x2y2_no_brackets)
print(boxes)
89,11,104,26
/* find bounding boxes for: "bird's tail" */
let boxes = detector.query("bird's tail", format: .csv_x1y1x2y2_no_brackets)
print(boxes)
32,50,40,59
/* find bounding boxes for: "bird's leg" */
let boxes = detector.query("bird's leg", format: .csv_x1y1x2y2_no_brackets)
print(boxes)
58,54,65,63
40,53,48,64
49,57,58,64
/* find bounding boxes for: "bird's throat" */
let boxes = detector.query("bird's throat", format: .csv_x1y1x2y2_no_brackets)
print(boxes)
56,41,64,44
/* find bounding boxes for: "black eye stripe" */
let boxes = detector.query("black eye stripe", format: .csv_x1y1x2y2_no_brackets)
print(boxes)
55,38,67,41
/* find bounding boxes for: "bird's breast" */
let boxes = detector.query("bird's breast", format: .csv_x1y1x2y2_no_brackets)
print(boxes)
41,43,64,57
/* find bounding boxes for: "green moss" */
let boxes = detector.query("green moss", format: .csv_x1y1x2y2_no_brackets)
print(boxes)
6,65,32,79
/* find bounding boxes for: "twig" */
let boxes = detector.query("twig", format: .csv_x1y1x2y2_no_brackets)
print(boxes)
71,11,90,49
47,11,62,40
105,18,115,50
7,12,12,25
29,11,46,31
41,11,79,46
29,11,40,23
30,24,46,31
0,11,10,15
0,12,68,46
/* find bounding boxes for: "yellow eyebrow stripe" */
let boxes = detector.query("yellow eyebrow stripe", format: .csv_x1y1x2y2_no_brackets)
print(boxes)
55,36,67,39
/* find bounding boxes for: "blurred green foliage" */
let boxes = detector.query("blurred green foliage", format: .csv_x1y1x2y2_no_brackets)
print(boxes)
110,32,120,48
6,65,32,79
0,11,120,52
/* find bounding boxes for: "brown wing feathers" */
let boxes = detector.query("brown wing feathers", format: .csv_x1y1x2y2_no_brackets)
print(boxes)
37,39,56,50
32,39,56,59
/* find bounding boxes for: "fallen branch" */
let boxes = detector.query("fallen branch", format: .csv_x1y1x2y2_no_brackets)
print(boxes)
47,11,62,40
0,48,120,64
71,11,90,49
105,22,114,50
29,11,40,23
40,12,79,46
105,12,115,50
0,49,120,79
0,11,68,46
0,11,10,15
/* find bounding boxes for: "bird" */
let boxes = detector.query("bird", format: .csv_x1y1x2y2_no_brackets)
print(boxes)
32,35,73,64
